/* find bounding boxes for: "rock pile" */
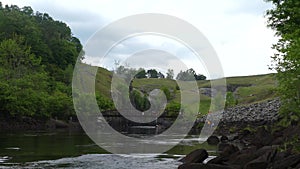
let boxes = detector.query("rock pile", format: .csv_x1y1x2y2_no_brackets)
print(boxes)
179,124,300,169
222,99,280,123
197,99,280,124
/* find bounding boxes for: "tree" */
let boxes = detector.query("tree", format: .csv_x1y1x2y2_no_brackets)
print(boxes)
0,37,50,117
225,92,237,107
158,72,165,78
176,70,194,81
266,0,300,119
176,68,206,81
161,86,171,100
0,4,83,119
130,90,150,112
134,68,147,79
147,69,158,78
194,74,206,80
0,5,83,84
166,69,174,79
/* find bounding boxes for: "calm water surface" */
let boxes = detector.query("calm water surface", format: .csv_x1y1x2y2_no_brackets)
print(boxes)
0,131,217,168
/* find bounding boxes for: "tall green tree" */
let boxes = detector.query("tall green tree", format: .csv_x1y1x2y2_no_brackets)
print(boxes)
147,69,158,78
0,37,50,117
0,5,83,84
0,4,84,119
266,0,300,119
134,68,147,79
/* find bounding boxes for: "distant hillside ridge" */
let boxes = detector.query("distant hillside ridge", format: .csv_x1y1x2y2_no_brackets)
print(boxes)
95,66,278,115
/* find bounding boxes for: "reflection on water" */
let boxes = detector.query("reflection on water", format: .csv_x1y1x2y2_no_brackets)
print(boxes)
0,131,217,168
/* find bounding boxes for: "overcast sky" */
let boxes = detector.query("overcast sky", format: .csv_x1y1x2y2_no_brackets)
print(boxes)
2,0,277,78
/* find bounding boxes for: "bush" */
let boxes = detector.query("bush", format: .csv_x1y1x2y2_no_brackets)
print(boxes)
225,92,237,107
161,86,171,100
166,101,181,116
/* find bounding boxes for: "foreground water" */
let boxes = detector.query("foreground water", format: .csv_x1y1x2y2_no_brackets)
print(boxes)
0,131,217,168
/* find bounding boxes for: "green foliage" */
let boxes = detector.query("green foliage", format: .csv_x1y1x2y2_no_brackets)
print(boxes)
130,90,150,112
199,99,211,115
0,4,82,82
225,92,237,107
96,93,114,111
0,4,83,120
134,68,147,79
165,101,181,116
147,69,158,78
0,37,50,117
48,90,73,119
266,0,300,118
161,86,171,101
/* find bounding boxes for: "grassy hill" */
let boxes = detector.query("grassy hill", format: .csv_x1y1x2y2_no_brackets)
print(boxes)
95,67,278,115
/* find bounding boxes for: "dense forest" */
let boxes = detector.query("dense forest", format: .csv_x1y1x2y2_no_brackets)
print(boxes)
0,3,82,120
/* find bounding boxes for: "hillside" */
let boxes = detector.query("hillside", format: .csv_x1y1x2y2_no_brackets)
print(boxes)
95,67,278,115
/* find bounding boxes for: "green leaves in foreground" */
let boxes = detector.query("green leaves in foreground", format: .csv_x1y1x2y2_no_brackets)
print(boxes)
266,0,300,119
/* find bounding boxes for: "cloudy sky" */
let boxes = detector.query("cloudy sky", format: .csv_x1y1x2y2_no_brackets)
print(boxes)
2,0,277,78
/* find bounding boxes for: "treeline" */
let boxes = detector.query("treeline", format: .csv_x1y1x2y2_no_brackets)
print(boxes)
0,3,82,120
115,65,207,81
114,65,206,114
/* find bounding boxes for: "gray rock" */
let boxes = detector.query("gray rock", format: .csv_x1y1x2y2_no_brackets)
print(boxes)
207,136,220,145
220,135,229,143
219,98,280,124
251,127,273,147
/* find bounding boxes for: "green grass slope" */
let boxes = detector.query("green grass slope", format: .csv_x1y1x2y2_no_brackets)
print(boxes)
95,67,277,114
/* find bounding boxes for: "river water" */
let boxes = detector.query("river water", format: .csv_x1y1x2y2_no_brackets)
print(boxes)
0,131,217,168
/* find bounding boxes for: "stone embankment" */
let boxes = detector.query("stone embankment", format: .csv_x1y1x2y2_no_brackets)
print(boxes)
197,98,280,124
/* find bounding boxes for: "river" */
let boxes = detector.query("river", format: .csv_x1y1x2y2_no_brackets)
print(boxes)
0,130,217,168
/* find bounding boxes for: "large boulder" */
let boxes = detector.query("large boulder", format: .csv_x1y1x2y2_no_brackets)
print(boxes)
244,147,277,169
226,146,256,165
207,156,227,165
179,149,209,164
207,135,220,145
218,143,230,152
220,144,239,157
244,160,268,169
271,154,300,169
220,135,229,143
209,144,240,165
251,127,273,147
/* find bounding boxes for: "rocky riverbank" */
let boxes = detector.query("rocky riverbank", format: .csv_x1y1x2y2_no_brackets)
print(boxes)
178,98,300,169
179,123,300,169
